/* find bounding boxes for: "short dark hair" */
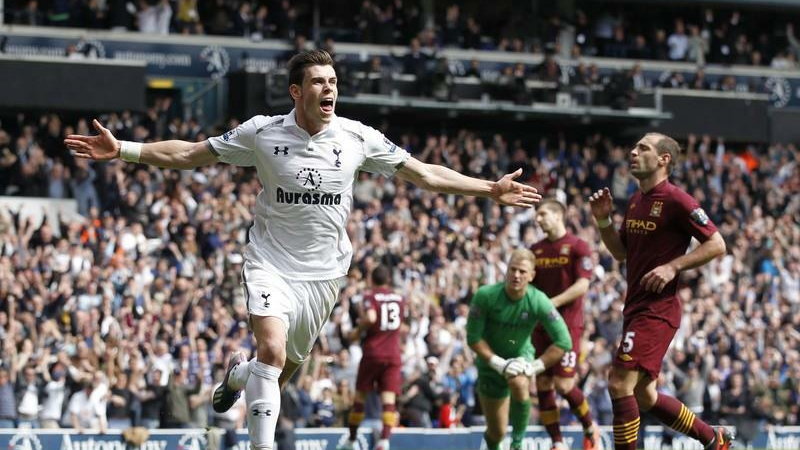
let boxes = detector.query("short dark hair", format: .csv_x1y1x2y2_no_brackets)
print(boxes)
646,132,681,172
371,264,391,286
287,49,335,87
539,197,566,215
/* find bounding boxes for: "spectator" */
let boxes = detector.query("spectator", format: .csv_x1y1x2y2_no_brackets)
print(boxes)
720,372,749,433
604,26,629,58
687,24,708,64
0,368,17,427
231,2,253,37
15,364,44,428
668,19,690,61
400,356,444,427
690,69,710,90
313,387,336,427
175,0,201,34
107,372,133,430
652,29,670,60
136,0,171,35
161,368,200,428
441,4,464,48
628,34,652,60
39,360,68,428
135,368,166,429
67,375,108,433
14,0,45,26
249,5,275,41
329,348,357,391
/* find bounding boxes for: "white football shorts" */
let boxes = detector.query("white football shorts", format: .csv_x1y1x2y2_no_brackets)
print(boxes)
241,259,343,363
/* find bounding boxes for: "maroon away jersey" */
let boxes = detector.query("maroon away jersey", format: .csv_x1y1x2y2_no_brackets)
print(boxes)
531,233,593,330
361,287,405,363
619,180,717,327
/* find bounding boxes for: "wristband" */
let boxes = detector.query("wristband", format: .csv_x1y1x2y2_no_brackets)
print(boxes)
596,216,612,228
119,141,143,163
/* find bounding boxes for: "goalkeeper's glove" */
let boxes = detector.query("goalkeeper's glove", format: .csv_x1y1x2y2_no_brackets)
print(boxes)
488,355,525,378
521,358,546,377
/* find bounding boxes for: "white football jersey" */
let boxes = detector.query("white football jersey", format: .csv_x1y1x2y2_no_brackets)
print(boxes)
207,110,409,280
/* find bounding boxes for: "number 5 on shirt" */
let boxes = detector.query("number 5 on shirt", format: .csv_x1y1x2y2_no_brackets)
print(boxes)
622,331,636,353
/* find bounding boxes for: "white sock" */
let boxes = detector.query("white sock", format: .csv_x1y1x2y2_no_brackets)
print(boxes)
246,361,282,450
229,357,255,391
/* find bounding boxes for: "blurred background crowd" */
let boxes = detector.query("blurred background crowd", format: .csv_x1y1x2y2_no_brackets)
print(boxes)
5,0,800,68
0,100,798,445
4,0,800,102
0,0,799,448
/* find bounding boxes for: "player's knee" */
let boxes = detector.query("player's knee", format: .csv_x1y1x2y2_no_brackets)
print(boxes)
633,384,657,410
607,375,629,397
255,338,286,368
554,377,575,394
508,376,529,397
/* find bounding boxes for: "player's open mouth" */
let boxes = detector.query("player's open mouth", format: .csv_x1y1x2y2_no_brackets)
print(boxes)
320,99,335,113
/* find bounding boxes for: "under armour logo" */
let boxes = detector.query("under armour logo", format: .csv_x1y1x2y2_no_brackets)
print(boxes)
333,148,342,167
252,407,272,417
274,146,289,156
261,292,271,308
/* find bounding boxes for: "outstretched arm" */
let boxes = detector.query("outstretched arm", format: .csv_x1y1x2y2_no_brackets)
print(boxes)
395,157,541,207
65,119,217,170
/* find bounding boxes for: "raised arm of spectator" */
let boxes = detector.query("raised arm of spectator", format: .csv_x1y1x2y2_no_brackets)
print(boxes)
349,302,376,342
65,120,217,170
396,158,541,208
588,187,626,261
788,24,800,59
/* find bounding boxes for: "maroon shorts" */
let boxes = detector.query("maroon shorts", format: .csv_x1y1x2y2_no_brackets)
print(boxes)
355,358,402,394
532,326,582,378
612,314,678,380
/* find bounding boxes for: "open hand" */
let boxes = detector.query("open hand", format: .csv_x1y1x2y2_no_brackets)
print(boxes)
64,119,120,161
588,187,614,221
491,168,542,207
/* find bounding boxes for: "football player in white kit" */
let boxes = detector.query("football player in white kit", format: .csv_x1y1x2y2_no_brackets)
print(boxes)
65,49,542,449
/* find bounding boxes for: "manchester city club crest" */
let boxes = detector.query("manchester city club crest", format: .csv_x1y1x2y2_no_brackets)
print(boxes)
650,201,663,217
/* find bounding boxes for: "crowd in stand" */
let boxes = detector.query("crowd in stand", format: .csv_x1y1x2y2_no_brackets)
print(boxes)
5,0,800,69
0,105,798,445
4,1,798,109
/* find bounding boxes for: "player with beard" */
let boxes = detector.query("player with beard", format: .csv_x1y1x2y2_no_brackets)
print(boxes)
588,133,731,450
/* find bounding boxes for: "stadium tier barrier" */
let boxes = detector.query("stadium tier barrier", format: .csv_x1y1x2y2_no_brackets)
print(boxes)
2,425,800,450
3,24,800,109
